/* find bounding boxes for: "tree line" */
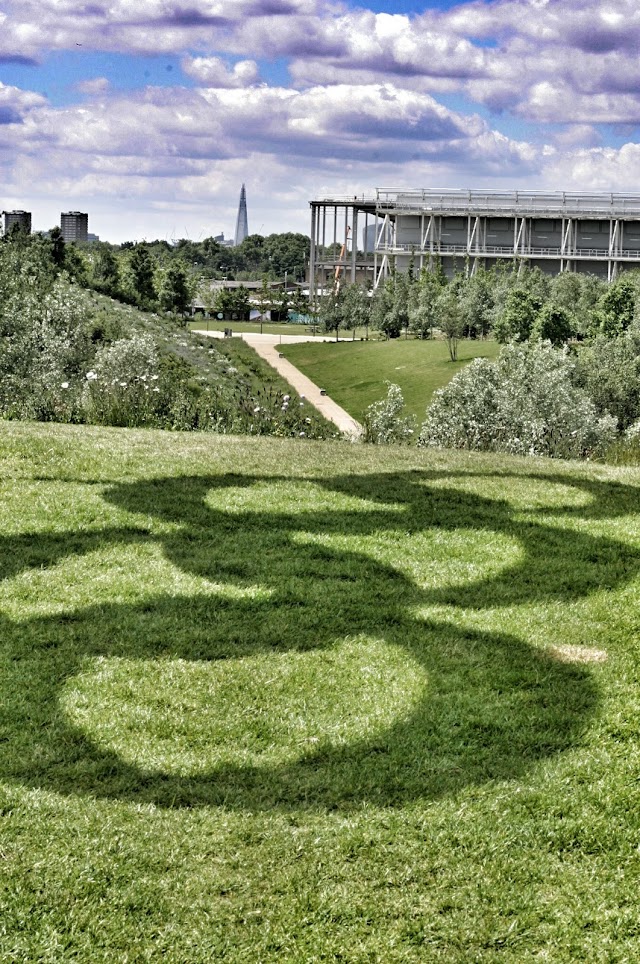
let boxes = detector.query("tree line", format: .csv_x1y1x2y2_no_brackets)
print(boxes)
320,261,640,360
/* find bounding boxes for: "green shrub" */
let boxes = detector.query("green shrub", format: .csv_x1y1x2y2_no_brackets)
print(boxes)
362,382,416,444
573,334,640,431
418,341,617,459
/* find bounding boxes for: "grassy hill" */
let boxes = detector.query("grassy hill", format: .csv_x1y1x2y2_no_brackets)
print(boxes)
2,421,640,961
279,337,501,423
77,294,337,438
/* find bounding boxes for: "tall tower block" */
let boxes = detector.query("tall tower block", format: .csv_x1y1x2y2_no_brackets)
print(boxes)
234,184,249,246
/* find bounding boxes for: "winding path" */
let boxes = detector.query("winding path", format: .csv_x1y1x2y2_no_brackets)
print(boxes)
192,330,363,438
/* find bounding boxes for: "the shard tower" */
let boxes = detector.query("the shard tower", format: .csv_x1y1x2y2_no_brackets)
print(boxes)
234,184,249,246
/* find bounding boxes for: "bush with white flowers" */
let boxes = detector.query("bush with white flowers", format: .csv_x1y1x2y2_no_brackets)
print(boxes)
362,382,416,445
418,341,617,459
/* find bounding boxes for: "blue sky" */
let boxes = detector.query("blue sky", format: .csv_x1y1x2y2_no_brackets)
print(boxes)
1,0,639,242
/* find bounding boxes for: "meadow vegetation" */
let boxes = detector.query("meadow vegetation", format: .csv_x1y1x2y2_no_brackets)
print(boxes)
1,422,640,960
0,233,335,440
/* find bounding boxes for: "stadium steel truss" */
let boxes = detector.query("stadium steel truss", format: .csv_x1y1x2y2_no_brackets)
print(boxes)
309,188,640,297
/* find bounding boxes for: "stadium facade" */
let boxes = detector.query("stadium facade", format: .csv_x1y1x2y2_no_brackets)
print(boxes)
309,189,640,295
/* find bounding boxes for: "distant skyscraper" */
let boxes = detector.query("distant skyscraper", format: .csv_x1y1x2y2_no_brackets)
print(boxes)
60,211,88,243
234,184,248,246
1,210,31,236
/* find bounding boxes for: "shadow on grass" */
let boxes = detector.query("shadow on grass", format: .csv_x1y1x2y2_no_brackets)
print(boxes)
2,467,638,811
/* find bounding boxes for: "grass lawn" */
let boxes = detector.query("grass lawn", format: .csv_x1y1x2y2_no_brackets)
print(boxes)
2,421,640,960
279,338,501,424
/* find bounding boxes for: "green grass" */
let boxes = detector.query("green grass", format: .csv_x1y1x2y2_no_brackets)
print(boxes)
280,338,501,423
2,421,640,960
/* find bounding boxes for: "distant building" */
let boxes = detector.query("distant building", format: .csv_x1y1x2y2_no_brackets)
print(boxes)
87,232,100,243
234,184,249,246
213,232,235,248
1,210,31,236
60,211,88,243
362,223,377,253
311,188,640,291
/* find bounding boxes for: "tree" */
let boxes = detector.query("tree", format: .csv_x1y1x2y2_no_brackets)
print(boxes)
371,274,408,339
62,243,89,287
531,302,573,346
262,232,310,278
370,281,393,337
598,275,636,338
156,262,193,315
341,283,371,338
48,226,66,269
493,287,540,343
573,334,640,430
128,244,156,305
459,269,495,339
212,285,251,320
435,287,465,361
408,269,441,339
320,285,348,341
91,244,121,298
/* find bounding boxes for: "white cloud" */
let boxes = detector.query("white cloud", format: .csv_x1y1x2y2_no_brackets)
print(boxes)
3,0,640,242
182,56,260,87
75,77,111,95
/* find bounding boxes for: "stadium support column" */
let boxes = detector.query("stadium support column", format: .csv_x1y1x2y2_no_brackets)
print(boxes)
309,202,317,308
514,215,530,263
467,215,483,276
609,219,621,281
351,205,358,283
561,217,576,273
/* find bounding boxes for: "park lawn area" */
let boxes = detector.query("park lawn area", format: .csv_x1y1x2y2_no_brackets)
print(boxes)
3,421,640,961
279,337,501,423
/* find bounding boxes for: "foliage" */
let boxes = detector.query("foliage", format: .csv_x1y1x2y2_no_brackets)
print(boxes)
493,286,541,343
320,285,349,340
340,283,371,336
408,268,442,339
81,333,162,427
90,243,122,298
531,302,574,345
126,243,156,305
418,340,617,459
155,261,194,315
573,333,640,430
435,287,465,361
0,238,336,440
361,381,416,444
598,274,637,337
370,274,408,339
458,268,494,339
211,285,252,320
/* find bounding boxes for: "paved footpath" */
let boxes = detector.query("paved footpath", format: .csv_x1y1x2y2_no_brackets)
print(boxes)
192,330,363,438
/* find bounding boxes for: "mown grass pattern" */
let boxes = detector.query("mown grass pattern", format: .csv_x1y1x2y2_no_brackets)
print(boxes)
1,422,640,961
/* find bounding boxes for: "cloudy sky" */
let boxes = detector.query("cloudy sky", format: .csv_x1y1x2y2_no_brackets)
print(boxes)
1,0,639,243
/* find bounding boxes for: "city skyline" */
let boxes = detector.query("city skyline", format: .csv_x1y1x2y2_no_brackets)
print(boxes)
1,1,640,243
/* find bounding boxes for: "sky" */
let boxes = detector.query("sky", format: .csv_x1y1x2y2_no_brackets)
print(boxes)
2,0,640,243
